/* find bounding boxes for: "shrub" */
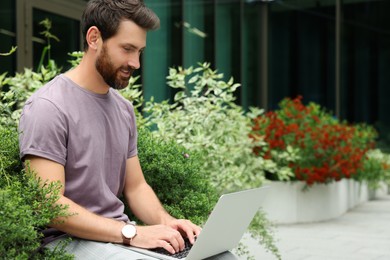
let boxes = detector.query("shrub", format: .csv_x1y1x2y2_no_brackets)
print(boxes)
0,125,72,259
0,125,23,183
0,62,60,127
252,96,378,185
355,149,390,189
135,127,219,225
144,62,294,193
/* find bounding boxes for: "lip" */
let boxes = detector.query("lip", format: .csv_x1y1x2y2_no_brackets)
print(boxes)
119,69,131,78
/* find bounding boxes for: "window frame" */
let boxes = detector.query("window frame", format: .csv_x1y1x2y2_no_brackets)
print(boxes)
16,0,85,72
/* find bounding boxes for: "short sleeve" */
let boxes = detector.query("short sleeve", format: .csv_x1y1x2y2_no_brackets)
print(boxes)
18,97,68,165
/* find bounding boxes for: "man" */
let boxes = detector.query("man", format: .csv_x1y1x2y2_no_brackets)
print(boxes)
18,0,202,258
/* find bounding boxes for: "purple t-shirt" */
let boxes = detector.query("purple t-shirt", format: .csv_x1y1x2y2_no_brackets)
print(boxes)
19,74,138,223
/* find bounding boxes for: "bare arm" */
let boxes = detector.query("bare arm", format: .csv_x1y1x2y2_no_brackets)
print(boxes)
27,154,200,254
123,156,201,253
26,155,126,244
124,156,174,225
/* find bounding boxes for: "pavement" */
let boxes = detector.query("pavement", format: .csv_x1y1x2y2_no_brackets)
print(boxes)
242,194,390,260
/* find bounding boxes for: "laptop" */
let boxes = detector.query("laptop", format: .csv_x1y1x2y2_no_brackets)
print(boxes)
126,186,269,260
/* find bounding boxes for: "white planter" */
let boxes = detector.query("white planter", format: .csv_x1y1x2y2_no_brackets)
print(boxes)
260,179,370,224
368,181,389,200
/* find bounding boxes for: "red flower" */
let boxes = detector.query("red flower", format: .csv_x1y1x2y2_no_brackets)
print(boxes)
250,96,378,185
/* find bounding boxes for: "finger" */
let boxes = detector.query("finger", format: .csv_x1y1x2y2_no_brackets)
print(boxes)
163,229,184,252
172,232,185,252
193,223,202,237
180,221,202,244
187,220,201,233
159,240,175,255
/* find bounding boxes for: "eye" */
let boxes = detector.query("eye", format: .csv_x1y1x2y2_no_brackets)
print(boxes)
123,47,132,52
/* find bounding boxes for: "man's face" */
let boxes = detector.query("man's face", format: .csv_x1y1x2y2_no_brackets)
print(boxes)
95,43,129,90
95,20,147,90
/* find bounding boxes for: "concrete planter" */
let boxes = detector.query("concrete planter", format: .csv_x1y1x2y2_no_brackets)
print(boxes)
260,179,370,224
368,182,389,200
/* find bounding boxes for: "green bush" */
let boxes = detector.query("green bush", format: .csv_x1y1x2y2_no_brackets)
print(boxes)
0,62,60,128
0,125,72,259
355,149,390,189
0,125,23,184
144,63,293,193
135,127,219,225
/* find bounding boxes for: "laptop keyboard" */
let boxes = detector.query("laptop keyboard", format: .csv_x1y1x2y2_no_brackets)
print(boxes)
151,238,193,259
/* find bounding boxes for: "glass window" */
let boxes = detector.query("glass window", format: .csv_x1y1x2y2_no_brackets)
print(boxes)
143,0,183,102
183,0,209,68
143,0,214,102
0,0,16,74
215,0,242,88
341,0,390,146
268,0,336,110
242,1,262,108
32,8,80,72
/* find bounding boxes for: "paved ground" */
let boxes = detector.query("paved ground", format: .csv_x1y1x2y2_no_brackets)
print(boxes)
242,194,390,260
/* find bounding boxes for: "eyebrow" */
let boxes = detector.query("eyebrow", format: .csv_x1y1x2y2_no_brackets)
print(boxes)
122,43,146,52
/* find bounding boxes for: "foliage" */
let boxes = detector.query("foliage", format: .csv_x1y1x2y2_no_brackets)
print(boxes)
37,18,60,72
134,127,219,225
355,149,390,189
252,96,378,186
375,123,390,153
0,126,23,185
245,211,281,260
141,63,282,259
0,125,72,259
0,62,61,127
144,62,294,193
67,51,84,68
0,46,17,56
118,76,149,127
0,18,61,128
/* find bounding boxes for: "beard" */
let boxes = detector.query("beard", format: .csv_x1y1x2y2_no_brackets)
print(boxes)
95,44,134,90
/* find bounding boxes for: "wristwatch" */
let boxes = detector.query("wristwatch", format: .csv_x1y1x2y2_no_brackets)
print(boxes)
121,223,137,245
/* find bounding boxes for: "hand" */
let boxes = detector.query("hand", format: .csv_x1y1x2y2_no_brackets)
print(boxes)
130,225,185,254
165,219,202,245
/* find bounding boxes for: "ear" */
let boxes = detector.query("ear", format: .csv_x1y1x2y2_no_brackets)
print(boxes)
86,26,101,50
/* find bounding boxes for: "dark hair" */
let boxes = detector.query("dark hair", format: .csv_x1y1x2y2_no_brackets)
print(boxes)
81,0,160,50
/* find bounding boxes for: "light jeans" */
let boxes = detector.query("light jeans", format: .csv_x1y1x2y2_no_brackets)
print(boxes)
46,236,239,260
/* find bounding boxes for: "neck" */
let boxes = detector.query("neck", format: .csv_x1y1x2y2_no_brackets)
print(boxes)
65,56,110,95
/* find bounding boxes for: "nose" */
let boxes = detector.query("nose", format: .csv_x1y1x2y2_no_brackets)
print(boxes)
128,54,140,70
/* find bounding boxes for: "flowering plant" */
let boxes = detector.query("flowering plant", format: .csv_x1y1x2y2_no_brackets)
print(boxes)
251,96,378,185
355,149,390,189
144,62,294,192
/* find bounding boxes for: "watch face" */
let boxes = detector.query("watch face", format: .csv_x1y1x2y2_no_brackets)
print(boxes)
122,225,136,239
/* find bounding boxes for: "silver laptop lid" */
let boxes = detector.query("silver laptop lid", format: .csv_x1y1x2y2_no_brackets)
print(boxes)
186,186,269,260
126,186,269,260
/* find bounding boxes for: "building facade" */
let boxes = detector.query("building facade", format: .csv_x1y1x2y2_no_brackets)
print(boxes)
1,0,390,143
